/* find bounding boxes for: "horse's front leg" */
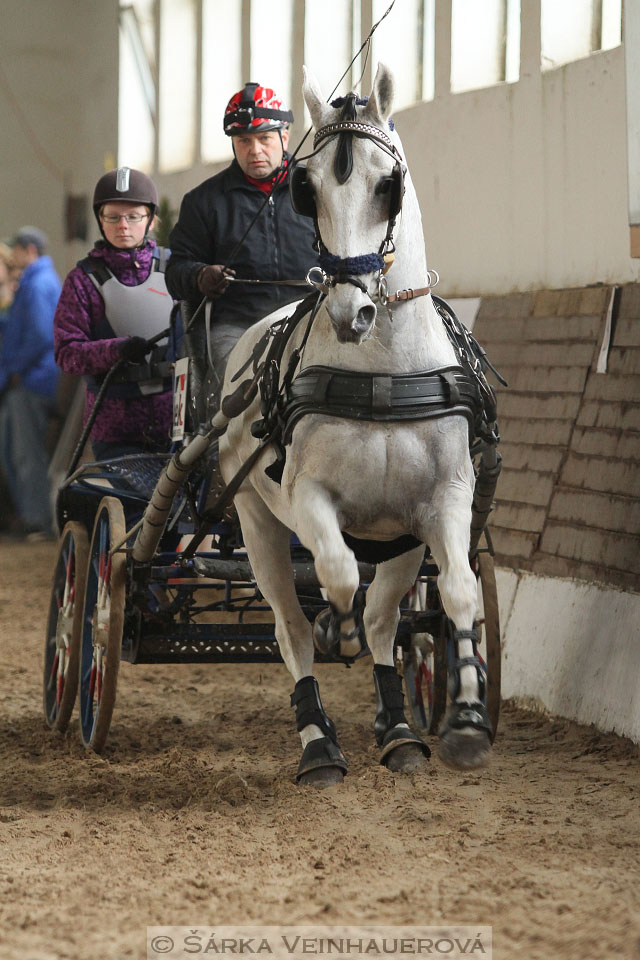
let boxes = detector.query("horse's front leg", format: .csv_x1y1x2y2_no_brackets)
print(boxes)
363,546,431,772
426,492,493,770
288,477,363,658
233,487,348,788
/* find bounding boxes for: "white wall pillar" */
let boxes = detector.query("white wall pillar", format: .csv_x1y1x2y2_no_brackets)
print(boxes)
433,0,451,99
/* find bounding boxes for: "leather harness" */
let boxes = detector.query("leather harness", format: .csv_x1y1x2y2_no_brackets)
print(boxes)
280,363,481,445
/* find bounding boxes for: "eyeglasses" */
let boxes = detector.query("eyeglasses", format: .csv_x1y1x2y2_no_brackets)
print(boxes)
100,213,150,224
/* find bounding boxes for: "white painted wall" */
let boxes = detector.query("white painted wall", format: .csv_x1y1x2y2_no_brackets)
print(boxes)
496,569,640,743
396,2,640,297
0,0,119,277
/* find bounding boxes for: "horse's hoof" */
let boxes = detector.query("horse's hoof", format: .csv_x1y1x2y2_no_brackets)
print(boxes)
379,725,430,772
438,727,492,770
312,607,364,662
384,742,430,773
296,735,348,786
298,765,345,788
312,609,334,656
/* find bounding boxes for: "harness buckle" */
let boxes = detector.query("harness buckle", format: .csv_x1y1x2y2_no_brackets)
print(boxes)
306,266,331,294
395,287,414,301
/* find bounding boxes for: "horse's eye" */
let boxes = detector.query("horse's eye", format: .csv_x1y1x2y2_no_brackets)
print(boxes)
375,177,393,196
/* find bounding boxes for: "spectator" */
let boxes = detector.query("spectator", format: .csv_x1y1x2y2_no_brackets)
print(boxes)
0,227,61,539
0,243,18,534
0,243,16,325
54,167,175,461
166,82,318,410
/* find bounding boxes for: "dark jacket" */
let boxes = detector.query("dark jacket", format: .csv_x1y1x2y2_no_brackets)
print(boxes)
165,156,318,323
0,255,61,397
54,240,173,445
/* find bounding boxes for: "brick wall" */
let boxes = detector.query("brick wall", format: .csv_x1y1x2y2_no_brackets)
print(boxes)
473,284,640,591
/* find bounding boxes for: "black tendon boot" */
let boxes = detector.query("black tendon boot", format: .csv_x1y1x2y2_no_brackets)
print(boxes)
437,628,493,770
373,664,430,769
290,676,348,785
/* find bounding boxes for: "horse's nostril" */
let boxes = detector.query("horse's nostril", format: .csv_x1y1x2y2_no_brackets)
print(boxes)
353,304,376,332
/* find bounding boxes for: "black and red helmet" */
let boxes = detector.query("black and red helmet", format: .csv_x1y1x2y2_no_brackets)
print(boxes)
223,83,293,136
93,167,159,218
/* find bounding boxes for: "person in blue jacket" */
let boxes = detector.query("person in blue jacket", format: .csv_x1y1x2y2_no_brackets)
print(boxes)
0,227,61,538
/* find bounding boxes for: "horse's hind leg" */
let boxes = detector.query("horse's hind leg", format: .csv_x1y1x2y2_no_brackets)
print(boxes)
426,499,493,770
363,547,431,772
233,488,347,787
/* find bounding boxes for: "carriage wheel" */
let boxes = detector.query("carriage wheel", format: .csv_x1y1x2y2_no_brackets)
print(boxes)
78,497,126,752
402,579,448,735
474,548,501,739
43,522,89,731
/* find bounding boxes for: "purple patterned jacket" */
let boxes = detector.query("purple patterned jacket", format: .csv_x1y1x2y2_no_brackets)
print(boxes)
54,240,173,445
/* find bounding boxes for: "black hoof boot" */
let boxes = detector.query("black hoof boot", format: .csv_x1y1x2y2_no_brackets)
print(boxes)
297,736,348,787
373,664,430,771
312,597,365,662
291,676,348,787
381,727,431,772
438,702,492,770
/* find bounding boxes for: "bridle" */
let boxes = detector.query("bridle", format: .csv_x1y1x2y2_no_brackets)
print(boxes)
289,95,437,308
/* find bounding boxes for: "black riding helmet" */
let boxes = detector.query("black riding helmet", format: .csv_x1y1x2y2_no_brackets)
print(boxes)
93,167,158,244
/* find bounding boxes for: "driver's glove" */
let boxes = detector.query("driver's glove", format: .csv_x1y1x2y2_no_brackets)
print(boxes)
197,264,235,298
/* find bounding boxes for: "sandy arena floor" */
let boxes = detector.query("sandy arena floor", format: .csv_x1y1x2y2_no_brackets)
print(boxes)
0,541,639,960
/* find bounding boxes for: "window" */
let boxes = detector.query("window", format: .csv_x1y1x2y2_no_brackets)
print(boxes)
505,0,521,83
158,0,197,172
371,0,422,108
250,0,294,110
451,0,520,93
422,0,435,102
541,0,593,69
118,0,156,171
302,1,433,116
601,0,622,51
201,0,242,163
304,0,354,102
541,0,622,71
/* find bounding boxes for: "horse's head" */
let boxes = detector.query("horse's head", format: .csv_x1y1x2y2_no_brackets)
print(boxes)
298,64,402,345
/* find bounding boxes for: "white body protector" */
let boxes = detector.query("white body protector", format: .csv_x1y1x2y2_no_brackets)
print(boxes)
86,249,172,341
84,248,173,397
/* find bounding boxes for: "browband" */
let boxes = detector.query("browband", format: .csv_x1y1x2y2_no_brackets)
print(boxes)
313,121,400,159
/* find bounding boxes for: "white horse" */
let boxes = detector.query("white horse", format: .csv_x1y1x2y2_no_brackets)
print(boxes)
220,64,492,785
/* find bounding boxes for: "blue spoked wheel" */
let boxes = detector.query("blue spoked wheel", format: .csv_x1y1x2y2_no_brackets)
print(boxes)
78,497,126,752
43,522,89,731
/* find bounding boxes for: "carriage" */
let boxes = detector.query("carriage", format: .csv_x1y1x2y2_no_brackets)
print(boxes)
43,296,502,762
43,65,504,782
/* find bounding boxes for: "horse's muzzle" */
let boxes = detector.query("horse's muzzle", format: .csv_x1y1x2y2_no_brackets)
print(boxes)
328,301,377,344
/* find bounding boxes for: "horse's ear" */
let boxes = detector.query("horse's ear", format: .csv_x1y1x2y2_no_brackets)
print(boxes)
302,66,327,130
364,63,395,126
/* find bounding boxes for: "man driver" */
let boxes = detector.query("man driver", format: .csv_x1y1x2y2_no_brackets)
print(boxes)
165,82,318,410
